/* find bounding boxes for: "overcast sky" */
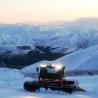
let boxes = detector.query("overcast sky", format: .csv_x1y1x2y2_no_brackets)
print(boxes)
0,0,98,23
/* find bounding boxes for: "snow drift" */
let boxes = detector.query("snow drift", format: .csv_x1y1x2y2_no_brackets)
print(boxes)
0,68,32,88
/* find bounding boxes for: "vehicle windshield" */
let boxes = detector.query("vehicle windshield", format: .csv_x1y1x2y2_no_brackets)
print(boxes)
46,67,59,73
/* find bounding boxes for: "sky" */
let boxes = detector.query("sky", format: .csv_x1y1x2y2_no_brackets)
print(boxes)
0,0,98,23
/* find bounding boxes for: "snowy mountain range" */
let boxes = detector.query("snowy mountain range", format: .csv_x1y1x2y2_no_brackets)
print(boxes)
0,18,98,69
0,18,98,49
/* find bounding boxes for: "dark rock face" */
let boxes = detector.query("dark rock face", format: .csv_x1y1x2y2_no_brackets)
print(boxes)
0,45,64,69
16,46,31,50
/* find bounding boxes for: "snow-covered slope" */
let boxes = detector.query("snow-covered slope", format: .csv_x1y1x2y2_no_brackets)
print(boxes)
22,45,98,75
0,68,32,88
54,45,98,70
0,65,98,98
0,72,98,98
21,60,52,75
74,51,98,70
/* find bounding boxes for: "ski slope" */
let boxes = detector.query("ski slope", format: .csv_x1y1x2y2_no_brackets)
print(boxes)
55,45,98,70
0,68,98,98
0,68,33,88
0,88,98,98
22,45,98,75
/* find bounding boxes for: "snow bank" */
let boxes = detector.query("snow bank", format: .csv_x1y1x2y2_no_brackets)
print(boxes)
0,68,32,88
67,75,98,92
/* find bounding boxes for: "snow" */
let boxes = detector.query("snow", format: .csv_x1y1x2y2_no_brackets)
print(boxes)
18,45,98,98
21,60,52,75
0,68,98,98
0,18,98,97
0,68,32,88
22,45,98,75
0,88,96,98
54,45,98,70
67,75,98,92
75,51,98,70
0,67,98,98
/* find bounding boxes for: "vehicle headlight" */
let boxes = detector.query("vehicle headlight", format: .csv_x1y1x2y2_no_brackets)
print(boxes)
40,64,46,67
55,64,62,70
